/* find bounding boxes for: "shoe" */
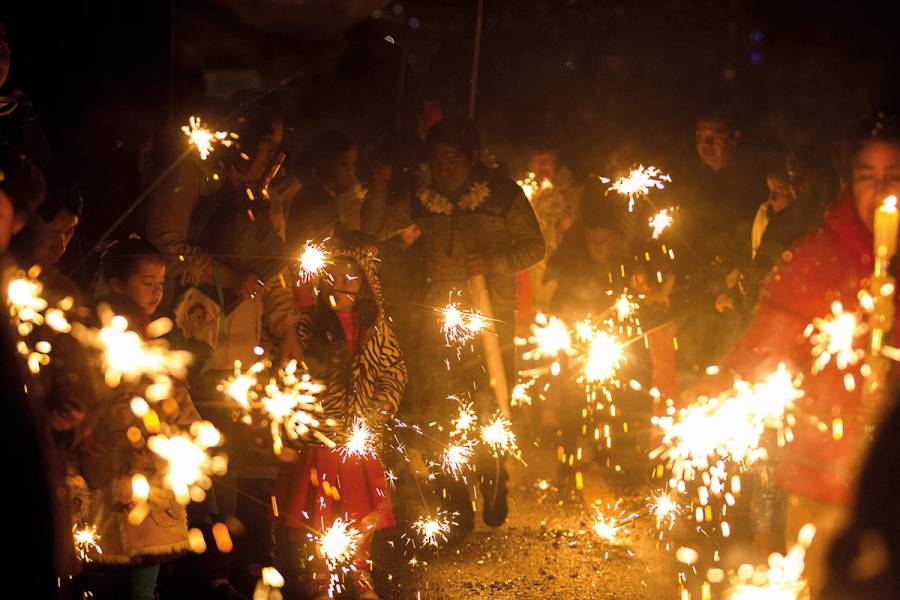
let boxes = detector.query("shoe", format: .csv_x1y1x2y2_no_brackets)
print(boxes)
480,462,509,527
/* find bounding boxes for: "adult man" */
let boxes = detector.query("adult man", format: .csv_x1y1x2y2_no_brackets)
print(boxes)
412,119,544,529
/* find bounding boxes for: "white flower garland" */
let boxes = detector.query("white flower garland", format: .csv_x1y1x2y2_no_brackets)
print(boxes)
416,167,491,215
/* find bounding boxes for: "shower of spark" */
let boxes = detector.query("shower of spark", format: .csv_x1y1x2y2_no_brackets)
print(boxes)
613,292,639,322
181,115,234,160
317,518,361,569
148,420,227,504
805,301,866,374
450,400,478,438
440,441,475,479
725,524,815,599
607,165,671,211
651,364,802,489
649,208,675,238
73,523,102,561
516,172,553,201
411,511,457,548
582,329,625,384
299,241,330,283
590,501,632,544
338,417,377,460
480,413,518,456
648,491,682,530
440,303,486,345
523,313,573,360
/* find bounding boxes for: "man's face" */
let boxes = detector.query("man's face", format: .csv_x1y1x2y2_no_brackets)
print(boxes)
34,210,78,265
429,143,474,196
852,140,900,232
695,119,732,172
0,38,9,89
235,120,284,185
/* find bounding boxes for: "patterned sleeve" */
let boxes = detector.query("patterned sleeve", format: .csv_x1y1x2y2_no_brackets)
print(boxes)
364,322,407,424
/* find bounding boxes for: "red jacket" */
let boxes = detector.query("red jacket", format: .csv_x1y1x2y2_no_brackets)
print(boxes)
721,190,897,506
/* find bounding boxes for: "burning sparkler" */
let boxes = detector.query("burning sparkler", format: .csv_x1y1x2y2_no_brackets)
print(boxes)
450,400,478,438
648,490,682,530
606,165,671,211
338,417,377,460
411,511,457,548
480,413,518,456
440,441,475,479
724,524,815,599
299,241,330,283
440,302,486,345
181,115,234,160
516,172,553,201
649,208,675,238
148,420,227,504
523,313,573,360
73,523,102,561
582,328,625,384
317,518,361,569
805,301,866,374
590,501,632,544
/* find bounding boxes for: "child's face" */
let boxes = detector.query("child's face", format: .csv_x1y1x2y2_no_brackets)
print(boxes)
326,260,363,312
119,260,166,317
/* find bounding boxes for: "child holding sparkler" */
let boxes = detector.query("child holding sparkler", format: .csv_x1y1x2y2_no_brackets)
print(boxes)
273,237,406,600
78,238,201,600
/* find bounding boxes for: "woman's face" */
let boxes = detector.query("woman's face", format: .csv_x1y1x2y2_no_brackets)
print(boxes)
852,140,900,231
326,260,363,312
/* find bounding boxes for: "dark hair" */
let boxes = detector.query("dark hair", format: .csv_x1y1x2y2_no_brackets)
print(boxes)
37,173,83,222
579,178,625,230
100,238,165,284
0,146,45,212
426,119,481,156
841,109,900,177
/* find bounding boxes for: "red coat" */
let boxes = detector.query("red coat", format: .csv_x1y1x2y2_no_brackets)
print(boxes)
721,190,898,506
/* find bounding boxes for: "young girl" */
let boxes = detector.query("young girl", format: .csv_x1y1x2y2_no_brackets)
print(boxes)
273,238,406,600
78,238,199,600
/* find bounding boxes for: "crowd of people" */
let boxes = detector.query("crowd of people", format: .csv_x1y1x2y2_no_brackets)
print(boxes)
4,15,900,600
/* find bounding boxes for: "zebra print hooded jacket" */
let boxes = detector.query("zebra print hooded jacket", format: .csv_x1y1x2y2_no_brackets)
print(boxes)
296,243,407,436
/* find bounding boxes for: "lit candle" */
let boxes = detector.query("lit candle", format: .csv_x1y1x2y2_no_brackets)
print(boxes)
874,195,899,261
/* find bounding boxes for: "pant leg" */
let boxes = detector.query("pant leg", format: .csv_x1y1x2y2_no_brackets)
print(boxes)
129,564,160,600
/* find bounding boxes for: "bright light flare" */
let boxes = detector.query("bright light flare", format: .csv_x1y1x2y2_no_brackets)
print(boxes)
73,523,102,561
725,524,815,599
148,421,226,504
523,313,573,360
411,511,457,548
582,329,625,384
181,115,234,160
480,414,518,455
317,518,361,568
648,491,682,530
440,441,475,479
805,301,866,373
649,208,675,238
338,417,377,460
299,241,330,283
607,165,671,211
517,172,553,201
440,303,486,345
451,400,477,437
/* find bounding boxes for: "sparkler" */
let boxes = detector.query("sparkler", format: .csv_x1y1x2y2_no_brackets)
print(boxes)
450,400,478,438
148,420,227,504
516,172,553,201
648,490,682,530
651,364,802,489
480,413,518,456
440,302,486,345
73,523,102,561
317,518,361,569
582,328,625,384
613,292,638,322
724,524,815,599
649,208,675,239
440,441,475,479
299,241,330,283
338,417,377,460
606,165,671,211
805,301,866,374
590,501,632,544
523,313,573,360
181,115,234,160
411,510,457,548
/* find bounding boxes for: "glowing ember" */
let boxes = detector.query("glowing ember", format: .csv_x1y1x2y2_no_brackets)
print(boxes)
651,364,803,489
338,417,377,460
516,172,553,201
725,524,815,599
805,301,866,373
411,511,457,547
73,523,102,561
582,329,625,384
440,303,486,345
607,165,671,211
317,518,361,568
480,413,518,455
649,208,675,238
181,115,234,160
148,421,226,504
440,441,475,479
299,241,330,283
511,379,536,407
613,292,639,322
648,491,682,530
